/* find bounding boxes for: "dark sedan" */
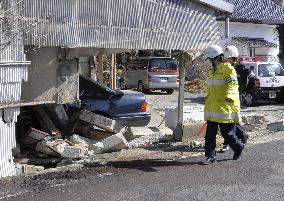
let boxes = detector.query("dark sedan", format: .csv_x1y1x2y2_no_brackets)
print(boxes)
79,75,151,127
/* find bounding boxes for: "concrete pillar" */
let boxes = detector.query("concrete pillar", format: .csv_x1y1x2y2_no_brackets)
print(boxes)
89,56,97,81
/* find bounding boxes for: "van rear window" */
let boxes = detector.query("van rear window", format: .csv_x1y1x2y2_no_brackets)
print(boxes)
149,58,177,71
258,64,284,77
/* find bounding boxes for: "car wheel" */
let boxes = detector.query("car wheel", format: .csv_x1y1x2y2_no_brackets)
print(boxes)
276,93,284,104
244,92,256,106
166,89,174,94
137,81,143,92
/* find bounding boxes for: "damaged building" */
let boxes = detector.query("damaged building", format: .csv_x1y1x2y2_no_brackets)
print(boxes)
0,0,234,178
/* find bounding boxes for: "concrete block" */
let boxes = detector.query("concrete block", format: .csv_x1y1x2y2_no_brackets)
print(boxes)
241,115,265,124
88,142,105,154
56,143,86,158
266,121,284,132
102,133,129,152
165,105,204,128
21,164,45,174
128,127,174,148
36,141,58,155
36,139,87,158
79,110,125,133
22,128,50,148
70,134,98,145
182,122,206,142
124,127,173,141
242,124,266,132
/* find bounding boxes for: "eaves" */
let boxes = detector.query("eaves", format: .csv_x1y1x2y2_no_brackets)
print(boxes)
193,0,234,13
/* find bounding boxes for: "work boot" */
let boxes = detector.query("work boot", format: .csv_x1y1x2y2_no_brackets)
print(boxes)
243,133,249,145
233,146,244,160
201,157,216,165
219,144,229,153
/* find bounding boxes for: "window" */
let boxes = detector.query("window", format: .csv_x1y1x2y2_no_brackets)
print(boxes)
149,58,177,70
131,59,148,70
248,48,255,57
258,64,284,77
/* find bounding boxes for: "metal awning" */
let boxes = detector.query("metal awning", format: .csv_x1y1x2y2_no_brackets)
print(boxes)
16,0,234,53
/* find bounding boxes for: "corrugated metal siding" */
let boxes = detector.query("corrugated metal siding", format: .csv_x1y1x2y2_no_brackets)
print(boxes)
17,0,221,52
0,1,29,178
0,108,19,178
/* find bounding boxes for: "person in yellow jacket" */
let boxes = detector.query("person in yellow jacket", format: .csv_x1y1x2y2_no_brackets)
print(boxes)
219,45,249,153
201,45,244,165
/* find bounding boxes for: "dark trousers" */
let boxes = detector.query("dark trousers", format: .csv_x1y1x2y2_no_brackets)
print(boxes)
223,123,246,146
205,121,244,158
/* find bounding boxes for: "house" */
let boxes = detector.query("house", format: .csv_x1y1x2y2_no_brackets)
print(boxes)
0,0,234,178
218,0,284,62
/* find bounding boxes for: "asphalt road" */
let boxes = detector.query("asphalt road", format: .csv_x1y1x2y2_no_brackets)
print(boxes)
2,137,284,201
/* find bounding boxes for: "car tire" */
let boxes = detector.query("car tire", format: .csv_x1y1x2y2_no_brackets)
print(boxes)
244,92,256,106
137,81,143,92
166,89,174,94
276,93,284,104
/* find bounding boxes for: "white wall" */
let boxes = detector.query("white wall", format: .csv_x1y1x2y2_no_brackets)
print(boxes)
218,21,279,57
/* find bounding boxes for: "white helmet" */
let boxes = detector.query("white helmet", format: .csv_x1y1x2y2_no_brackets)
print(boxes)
203,45,223,59
224,45,239,59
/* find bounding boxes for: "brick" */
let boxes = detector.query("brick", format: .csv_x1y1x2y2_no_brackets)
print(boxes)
79,110,125,133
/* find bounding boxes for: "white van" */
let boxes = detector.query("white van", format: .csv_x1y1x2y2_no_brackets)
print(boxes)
242,59,284,105
125,57,179,94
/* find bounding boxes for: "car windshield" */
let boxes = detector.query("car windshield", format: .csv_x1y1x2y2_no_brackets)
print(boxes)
149,58,177,70
258,63,284,77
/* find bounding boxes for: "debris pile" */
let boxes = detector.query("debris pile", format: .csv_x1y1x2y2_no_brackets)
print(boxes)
14,105,174,174
184,79,207,93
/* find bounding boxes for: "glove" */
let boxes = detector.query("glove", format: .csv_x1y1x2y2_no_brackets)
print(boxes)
225,97,234,102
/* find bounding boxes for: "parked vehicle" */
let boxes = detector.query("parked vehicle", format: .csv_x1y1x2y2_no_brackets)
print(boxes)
77,75,151,127
241,57,284,105
125,57,179,94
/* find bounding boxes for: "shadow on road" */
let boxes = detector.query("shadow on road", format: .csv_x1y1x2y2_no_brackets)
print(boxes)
106,157,234,172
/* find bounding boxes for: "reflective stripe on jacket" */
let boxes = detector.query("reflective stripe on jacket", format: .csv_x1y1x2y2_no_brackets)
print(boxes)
205,62,240,123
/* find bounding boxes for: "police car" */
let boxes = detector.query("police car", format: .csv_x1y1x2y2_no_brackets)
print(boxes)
240,57,284,106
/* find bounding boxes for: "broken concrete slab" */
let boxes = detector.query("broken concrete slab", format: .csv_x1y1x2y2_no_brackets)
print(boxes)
14,157,61,166
242,124,267,132
79,110,125,133
74,121,113,140
128,128,173,149
36,139,88,158
69,134,104,154
124,127,173,141
21,128,51,148
15,164,45,174
241,115,265,124
70,134,98,145
102,133,129,152
266,120,284,132
88,142,105,154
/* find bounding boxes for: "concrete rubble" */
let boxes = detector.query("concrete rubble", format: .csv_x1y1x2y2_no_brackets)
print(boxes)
14,105,176,175
10,103,284,176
